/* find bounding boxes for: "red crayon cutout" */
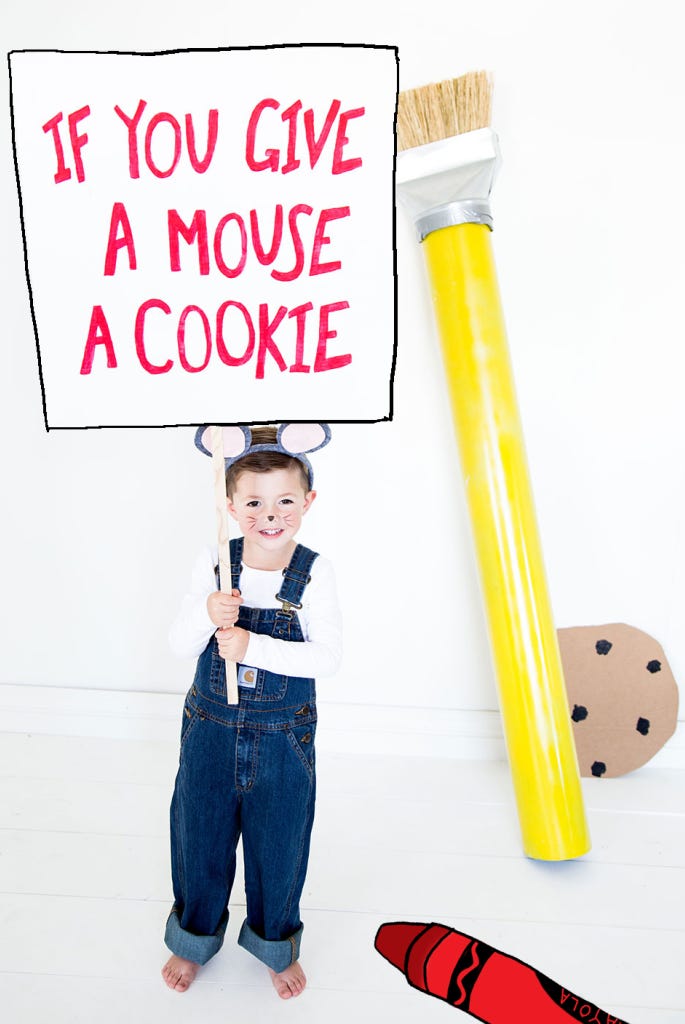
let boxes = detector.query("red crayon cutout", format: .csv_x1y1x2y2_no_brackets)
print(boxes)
375,922,631,1024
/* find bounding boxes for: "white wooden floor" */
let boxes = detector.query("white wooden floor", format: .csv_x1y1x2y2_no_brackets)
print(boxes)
1,730,683,1024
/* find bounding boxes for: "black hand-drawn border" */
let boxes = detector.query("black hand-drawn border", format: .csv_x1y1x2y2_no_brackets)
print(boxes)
7,44,399,431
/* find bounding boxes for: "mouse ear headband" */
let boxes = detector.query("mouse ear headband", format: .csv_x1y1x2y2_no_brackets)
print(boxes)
194,423,331,488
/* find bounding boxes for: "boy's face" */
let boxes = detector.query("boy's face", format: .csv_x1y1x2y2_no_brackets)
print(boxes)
227,467,316,556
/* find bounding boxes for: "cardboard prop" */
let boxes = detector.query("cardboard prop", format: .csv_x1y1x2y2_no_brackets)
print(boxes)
8,46,397,428
375,921,631,1023
9,46,397,703
558,624,679,778
396,74,589,861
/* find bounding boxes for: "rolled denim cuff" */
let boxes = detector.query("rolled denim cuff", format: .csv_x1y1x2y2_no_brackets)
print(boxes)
164,905,228,965
237,919,303,972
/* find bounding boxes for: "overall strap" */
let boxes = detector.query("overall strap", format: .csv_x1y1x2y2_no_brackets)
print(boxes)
229,536,244,592
275,544,319,617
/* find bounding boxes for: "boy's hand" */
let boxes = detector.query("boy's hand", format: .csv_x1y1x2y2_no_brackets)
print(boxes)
207,589,242,628
216,626,250,664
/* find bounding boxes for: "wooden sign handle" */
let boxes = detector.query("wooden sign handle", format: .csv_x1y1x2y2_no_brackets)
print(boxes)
210,426,239,705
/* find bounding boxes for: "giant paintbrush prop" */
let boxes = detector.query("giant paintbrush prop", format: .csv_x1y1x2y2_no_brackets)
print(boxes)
397,73,590,860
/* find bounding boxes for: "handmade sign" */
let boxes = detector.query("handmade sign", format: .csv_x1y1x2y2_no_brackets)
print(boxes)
9,46,397,428
10,46,396,703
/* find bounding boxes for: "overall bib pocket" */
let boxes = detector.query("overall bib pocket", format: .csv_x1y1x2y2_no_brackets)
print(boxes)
209,648,289,701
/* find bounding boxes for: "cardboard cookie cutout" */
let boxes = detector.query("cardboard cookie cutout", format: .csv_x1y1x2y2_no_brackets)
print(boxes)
558,623,679,778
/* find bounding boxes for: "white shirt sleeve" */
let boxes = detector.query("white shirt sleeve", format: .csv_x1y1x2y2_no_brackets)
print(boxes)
169,545,342,679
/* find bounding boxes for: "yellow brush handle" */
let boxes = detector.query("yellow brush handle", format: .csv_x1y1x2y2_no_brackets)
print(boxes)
424,222,590,860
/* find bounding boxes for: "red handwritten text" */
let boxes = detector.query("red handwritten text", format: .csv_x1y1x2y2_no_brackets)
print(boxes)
79,298,351,379
246,98,364,175
42,106,91,184
113,100,219,178
167,205,350,280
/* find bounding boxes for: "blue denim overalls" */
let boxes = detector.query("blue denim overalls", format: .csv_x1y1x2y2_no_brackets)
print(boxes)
165,537,318,972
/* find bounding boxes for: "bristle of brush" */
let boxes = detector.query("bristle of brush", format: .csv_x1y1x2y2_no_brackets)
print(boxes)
397,71,493,152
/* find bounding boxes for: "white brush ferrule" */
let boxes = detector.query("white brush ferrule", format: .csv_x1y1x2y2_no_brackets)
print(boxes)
396,126,501,241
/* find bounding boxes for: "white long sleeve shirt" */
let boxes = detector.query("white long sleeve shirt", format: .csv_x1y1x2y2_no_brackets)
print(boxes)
169,545,342,678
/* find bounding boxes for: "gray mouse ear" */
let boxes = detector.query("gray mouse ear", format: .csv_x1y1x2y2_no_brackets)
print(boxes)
194,425,251,458
277,423,331,455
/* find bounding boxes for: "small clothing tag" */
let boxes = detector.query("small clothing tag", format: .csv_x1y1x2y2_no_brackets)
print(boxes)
238,665,258,689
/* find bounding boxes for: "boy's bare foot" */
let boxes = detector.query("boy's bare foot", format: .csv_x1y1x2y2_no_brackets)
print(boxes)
162,954,200,992
268,962,306,998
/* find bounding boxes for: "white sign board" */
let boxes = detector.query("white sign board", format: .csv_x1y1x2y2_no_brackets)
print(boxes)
9,46,397,428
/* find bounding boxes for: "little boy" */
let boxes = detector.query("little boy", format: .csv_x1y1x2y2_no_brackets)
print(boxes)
162,424,341,999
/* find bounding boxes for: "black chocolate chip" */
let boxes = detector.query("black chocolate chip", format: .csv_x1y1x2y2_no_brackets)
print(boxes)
571,705,588,722
636,717,650,735
595,640,612,655
591,761,607,777
646,660,662,674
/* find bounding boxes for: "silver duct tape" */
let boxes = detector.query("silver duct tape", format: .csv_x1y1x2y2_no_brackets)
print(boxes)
415,200,493,241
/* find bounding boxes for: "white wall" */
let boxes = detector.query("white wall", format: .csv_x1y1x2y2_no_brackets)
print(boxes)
2,0,684,726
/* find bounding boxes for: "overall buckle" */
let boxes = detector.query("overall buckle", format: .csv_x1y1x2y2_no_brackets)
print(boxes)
274,595,303,617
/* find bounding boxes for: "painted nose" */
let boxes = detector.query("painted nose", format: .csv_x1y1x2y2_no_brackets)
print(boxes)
267,515,275,522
